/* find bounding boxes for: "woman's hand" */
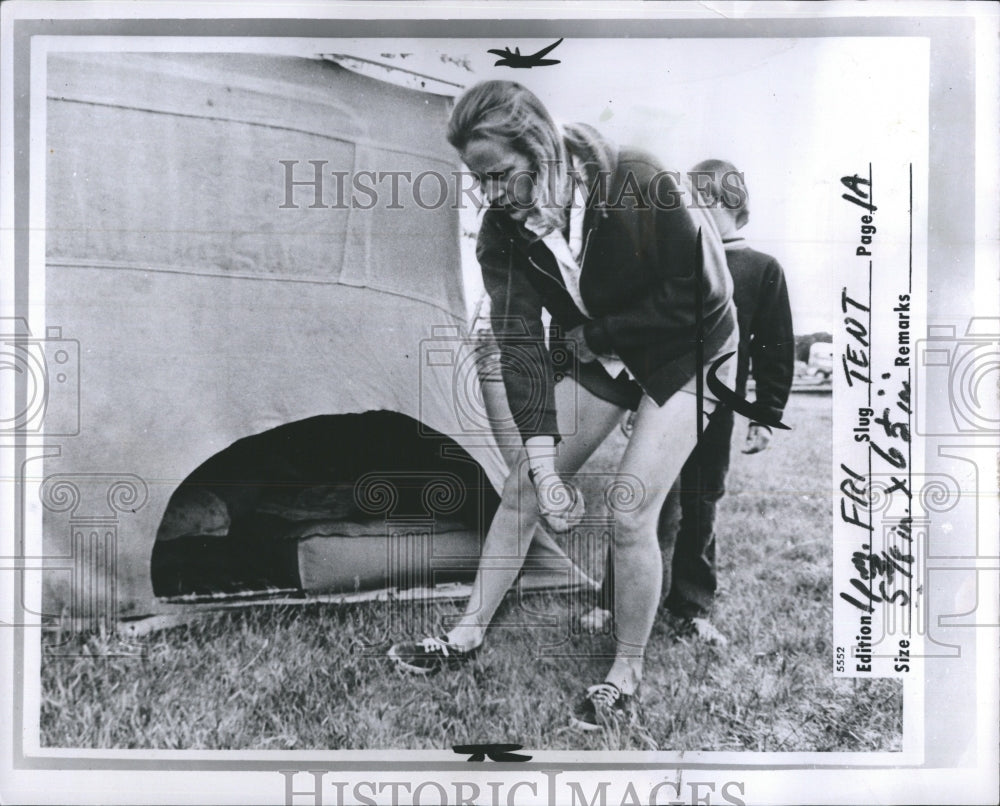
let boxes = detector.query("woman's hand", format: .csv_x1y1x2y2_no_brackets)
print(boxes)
565,325,597,364
530,469,586,532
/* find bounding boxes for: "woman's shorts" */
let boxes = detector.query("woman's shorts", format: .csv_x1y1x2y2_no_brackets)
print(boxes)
559,358,644,411
555,328,740,412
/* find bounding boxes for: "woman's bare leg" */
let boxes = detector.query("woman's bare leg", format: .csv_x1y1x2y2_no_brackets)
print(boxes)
447,377,624,649
603,390,717,694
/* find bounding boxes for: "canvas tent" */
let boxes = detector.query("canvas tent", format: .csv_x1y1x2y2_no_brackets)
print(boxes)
36,51,589,628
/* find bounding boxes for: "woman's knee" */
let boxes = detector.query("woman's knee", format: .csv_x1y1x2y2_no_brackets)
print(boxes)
610,504,660,548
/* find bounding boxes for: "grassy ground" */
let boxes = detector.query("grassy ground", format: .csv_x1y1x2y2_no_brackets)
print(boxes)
41,393,902,751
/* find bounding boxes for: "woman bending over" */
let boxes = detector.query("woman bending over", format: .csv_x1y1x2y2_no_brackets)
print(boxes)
390,80,737,730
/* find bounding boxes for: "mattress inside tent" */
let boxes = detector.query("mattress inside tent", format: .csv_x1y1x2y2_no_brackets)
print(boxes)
150,411,504,600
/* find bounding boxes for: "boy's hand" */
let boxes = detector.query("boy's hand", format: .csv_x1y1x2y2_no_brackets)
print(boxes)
741,422,772,454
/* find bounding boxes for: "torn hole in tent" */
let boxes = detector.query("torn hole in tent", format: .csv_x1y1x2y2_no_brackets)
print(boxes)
150,411,500,602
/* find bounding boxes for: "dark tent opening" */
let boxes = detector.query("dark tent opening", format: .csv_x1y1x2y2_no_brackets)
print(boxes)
151,411,501,600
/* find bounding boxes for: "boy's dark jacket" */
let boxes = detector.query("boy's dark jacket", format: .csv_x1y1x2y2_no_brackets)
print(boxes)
477,123,736,440
725,242,795,425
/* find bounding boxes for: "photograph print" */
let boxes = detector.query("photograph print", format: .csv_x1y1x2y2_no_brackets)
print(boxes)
2,5,997,806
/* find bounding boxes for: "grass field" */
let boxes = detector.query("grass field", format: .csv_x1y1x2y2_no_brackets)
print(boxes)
41,392,902,751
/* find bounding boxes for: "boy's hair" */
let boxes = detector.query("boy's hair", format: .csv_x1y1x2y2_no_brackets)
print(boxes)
447,80,571,233
690,158,749,212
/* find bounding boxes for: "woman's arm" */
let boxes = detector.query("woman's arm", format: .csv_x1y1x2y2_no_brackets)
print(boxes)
478,216,561,443
478,216,584,531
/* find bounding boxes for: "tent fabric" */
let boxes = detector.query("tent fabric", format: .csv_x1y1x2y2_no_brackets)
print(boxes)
46,52,466,317
39,52,535,619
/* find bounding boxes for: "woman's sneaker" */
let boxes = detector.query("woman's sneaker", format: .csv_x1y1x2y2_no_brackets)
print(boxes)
570,682,635,731
388,636,477,675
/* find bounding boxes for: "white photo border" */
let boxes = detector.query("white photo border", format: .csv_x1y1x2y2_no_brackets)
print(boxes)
1,2,997,805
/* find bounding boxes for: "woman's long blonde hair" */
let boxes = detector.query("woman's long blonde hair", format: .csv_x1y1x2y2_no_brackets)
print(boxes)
447,80,571,234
